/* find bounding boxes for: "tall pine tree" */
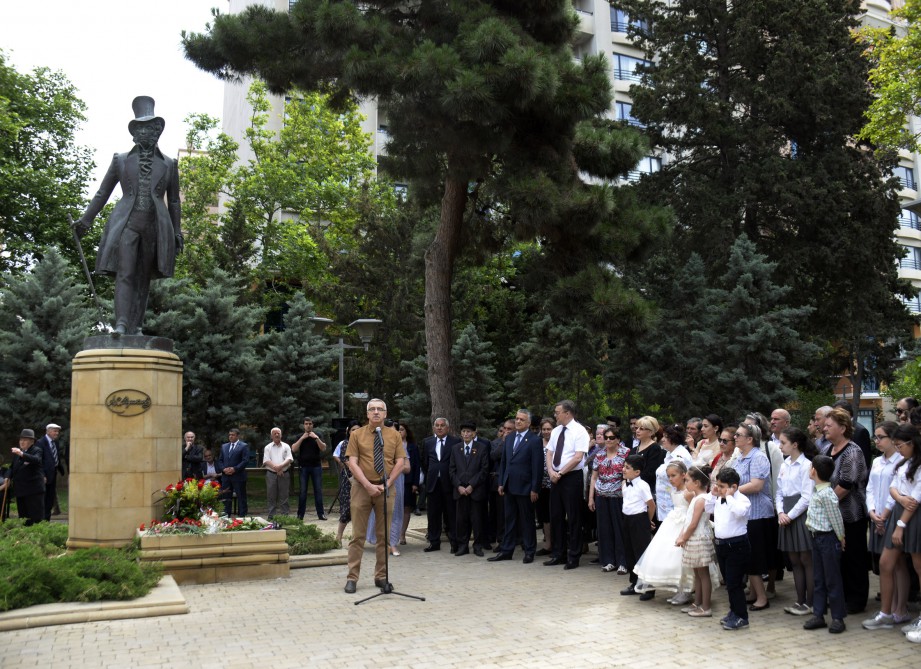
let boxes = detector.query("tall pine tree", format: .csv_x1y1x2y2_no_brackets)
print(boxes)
255,292,338,432
182,0,660,427
0,249,97,443
145,270,265,449
621,0,914,381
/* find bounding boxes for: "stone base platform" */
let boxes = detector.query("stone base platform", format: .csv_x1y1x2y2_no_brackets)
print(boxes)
138,528,290,585
0,576,187,632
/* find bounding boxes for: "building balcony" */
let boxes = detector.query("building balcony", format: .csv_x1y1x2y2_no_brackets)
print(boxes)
573,9,594,45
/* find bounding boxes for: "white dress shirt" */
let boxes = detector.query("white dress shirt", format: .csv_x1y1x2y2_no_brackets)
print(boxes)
774,453,815,519
622,478,653,515
546,420,590,472
867,452,902,514
705,490,751,539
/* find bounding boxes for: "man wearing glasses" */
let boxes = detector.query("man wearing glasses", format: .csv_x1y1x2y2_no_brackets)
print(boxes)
343,399,406,594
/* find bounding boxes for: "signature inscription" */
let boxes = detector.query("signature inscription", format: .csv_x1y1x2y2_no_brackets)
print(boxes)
105,389,152,417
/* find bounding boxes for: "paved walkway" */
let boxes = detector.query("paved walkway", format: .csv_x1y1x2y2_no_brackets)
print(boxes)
2,513,919,668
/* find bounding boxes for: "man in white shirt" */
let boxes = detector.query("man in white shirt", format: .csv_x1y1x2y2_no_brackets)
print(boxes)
544,399,590,569
263,427,293,518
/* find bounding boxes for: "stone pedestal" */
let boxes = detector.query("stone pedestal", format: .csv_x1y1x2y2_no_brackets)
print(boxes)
67,347,183,549
138,528,290,584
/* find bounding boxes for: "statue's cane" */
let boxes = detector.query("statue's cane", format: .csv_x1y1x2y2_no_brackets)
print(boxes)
67,213,107,321
1,476,10,524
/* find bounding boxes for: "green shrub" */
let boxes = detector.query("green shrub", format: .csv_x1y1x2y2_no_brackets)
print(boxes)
0,520,161,612
272,515,340,555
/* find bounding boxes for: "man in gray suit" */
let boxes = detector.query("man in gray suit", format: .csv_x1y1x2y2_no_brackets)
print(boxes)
75,96,182,335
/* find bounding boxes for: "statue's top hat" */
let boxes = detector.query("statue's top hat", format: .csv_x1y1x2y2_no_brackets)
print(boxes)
128,96,165,133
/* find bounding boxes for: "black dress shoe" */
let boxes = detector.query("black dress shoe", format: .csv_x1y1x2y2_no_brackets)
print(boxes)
318,514,328,521
455,546,470,556
620,584,638,596
374,578,390,589
423,544,441,552
473,546,484,557
564,561,580,570
535,548,551,556
344,580,356,594
487,552,513,562
522,555,534,564
543,557,565,566
638,590,655,601
450,544,458,554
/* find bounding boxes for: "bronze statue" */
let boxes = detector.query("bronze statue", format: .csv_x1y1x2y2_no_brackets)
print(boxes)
75,96,183,335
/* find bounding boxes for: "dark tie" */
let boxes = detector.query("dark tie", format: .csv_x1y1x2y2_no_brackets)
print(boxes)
552,426,566,468
513,433,522,454
50,440,59,467
721,498,727,504
374,428,385,476
465,444,470,459
625,480,633,487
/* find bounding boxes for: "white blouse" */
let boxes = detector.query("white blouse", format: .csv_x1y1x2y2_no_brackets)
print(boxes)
774,453,814,519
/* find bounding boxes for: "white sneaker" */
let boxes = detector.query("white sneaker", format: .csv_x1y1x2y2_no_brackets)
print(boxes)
784,602,812,616
670,592,692,605
862,612,895,630
902,617,921,634
907,628,921,644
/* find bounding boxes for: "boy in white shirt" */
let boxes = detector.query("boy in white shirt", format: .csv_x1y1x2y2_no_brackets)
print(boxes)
619,454,656,600
706,467,751,630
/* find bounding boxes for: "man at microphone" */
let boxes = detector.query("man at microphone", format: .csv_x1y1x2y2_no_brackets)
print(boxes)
344,398,406,594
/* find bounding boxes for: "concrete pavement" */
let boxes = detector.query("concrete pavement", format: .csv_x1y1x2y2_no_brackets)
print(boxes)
1,513,918,668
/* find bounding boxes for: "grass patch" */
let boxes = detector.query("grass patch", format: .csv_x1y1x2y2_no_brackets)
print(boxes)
0,520,161,612
272,515,340,555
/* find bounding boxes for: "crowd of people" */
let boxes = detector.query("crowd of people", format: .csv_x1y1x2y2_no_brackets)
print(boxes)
335,397,921,642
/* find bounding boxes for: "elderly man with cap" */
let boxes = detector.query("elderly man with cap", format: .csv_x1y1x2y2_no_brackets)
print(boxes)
9,429,46,525
75,96,182,336
36,422,65,520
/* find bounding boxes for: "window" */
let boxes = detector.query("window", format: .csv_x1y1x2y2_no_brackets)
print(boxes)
899,209,921,231
625,156,661,182
903,292,921,314
894,165,917,190
610,8,648,34
900,246,921,271
613,54,651,82
615,101,644,128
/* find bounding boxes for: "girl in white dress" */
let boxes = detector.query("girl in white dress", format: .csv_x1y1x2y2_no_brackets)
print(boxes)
676,465,717,617
634,461,693,597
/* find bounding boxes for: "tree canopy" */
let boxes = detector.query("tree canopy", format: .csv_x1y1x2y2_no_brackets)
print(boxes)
859,0,921,152
0,52,93,274
182,0,664,427
618,0,914,393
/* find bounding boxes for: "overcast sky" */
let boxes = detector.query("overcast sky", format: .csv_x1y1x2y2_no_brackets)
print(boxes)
1,0,226,196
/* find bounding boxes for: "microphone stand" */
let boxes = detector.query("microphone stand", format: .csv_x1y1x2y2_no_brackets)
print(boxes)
355,466,425,605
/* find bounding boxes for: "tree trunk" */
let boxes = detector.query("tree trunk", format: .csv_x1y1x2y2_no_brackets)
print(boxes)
423,176,467,429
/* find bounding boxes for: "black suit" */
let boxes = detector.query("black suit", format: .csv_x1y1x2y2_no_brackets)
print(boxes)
450,439,490,549
10,443,45,525
421,433,460,548
37,434,63,521
497,430,542,556
182,442,204,479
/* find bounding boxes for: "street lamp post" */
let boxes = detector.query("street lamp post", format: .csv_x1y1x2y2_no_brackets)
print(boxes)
310,317,382,417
